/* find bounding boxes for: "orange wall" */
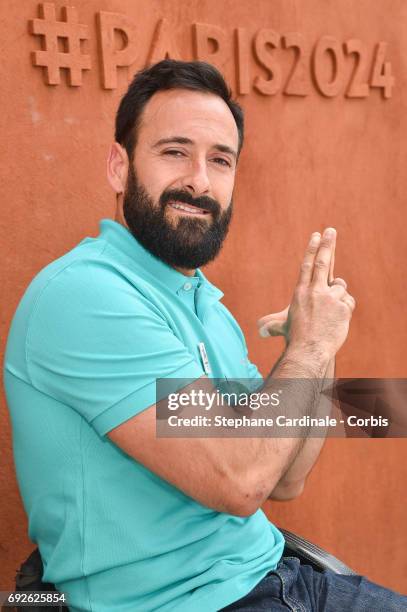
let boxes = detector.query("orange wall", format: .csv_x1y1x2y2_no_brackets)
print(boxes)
1,0,407,594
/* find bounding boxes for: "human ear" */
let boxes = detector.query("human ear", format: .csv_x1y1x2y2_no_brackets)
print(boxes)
107,142,129,194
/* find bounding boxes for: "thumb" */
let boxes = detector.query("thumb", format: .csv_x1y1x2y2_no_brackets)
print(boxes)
258,306,289,338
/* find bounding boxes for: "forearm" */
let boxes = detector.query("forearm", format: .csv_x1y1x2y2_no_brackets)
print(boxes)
113,346,331,518
268,357,335,500
224,345,331,507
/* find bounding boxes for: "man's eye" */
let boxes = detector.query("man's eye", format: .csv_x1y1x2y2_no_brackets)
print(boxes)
213,157,232,167
163,149,185,157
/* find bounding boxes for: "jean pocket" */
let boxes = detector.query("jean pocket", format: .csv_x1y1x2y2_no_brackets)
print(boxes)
272,558,308,612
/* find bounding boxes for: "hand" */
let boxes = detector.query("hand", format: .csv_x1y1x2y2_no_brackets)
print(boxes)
287,228,355,360
258,229,351,341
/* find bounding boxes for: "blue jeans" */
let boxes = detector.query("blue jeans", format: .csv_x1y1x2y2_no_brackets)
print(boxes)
220,557,407,611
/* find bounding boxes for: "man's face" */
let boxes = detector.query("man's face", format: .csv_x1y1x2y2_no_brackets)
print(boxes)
122,88,238,270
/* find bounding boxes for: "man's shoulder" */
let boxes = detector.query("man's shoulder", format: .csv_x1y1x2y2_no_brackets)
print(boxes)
19,235,137,311
4,233,164,385
7,235,155,354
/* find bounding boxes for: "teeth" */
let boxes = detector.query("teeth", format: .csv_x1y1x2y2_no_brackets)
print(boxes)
170,202,205,214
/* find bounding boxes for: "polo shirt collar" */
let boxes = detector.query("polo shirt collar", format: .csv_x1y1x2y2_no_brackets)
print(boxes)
99,218,224,303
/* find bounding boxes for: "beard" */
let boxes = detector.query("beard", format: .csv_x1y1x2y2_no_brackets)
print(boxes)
122,165,233,270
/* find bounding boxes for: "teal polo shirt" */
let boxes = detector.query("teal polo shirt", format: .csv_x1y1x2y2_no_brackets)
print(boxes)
4,219,284,611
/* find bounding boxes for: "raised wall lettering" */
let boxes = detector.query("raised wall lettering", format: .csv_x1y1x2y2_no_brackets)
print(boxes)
147,18,182,65
253,28,281,95
312,36,345,97
96,11,139,89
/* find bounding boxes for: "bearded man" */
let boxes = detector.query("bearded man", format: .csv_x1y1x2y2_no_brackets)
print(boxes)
5,59,406,611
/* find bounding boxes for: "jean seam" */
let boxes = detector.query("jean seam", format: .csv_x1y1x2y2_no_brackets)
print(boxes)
277,565,307,612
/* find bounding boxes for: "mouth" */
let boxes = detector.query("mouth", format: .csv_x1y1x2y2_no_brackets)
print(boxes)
168,201,210,216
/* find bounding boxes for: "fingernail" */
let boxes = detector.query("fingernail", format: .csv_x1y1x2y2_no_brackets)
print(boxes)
324,227,336,237
259,326,270,338
310,234,321,246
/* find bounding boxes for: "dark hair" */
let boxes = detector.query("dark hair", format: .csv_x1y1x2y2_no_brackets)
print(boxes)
115,59,244,161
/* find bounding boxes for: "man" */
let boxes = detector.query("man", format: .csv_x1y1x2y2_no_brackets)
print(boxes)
4,60,406,611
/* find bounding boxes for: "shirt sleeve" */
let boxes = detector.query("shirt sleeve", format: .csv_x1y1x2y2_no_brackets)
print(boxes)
26,260,204,436
246,360,263,385
242,352,263,392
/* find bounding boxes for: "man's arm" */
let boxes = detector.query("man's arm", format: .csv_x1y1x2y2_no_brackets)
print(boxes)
110,351,326,517
109,228,355,517
268,357,335,500
261,231,350,500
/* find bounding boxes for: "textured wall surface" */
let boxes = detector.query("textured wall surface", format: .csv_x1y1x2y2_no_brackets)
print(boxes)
1,0,407,596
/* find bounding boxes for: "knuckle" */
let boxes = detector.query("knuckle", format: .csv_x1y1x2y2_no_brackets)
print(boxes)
319,238,331,249
332,277,347,288
301,262,313,271
339,302,350,315
314,259,327,269
326,293,337,305
344,299,354,312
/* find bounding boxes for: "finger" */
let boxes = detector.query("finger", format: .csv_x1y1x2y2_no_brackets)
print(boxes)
342,294,356,311
329,231,337,285
311,227,336,288
342,296,356,313
297,232,321,286
330,277,347,290
259,320,287,338
330,284,347,300
257,307,289,329
259,325,271,338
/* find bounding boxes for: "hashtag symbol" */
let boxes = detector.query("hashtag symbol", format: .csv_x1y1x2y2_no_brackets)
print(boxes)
29,3,91,86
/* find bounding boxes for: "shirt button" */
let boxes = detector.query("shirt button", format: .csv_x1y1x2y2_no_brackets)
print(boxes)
183,282,192,291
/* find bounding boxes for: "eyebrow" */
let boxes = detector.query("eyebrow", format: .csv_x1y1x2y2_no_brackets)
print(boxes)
152,137,237,160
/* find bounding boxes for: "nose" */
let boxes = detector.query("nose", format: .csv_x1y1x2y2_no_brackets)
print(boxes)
180,159,210,196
